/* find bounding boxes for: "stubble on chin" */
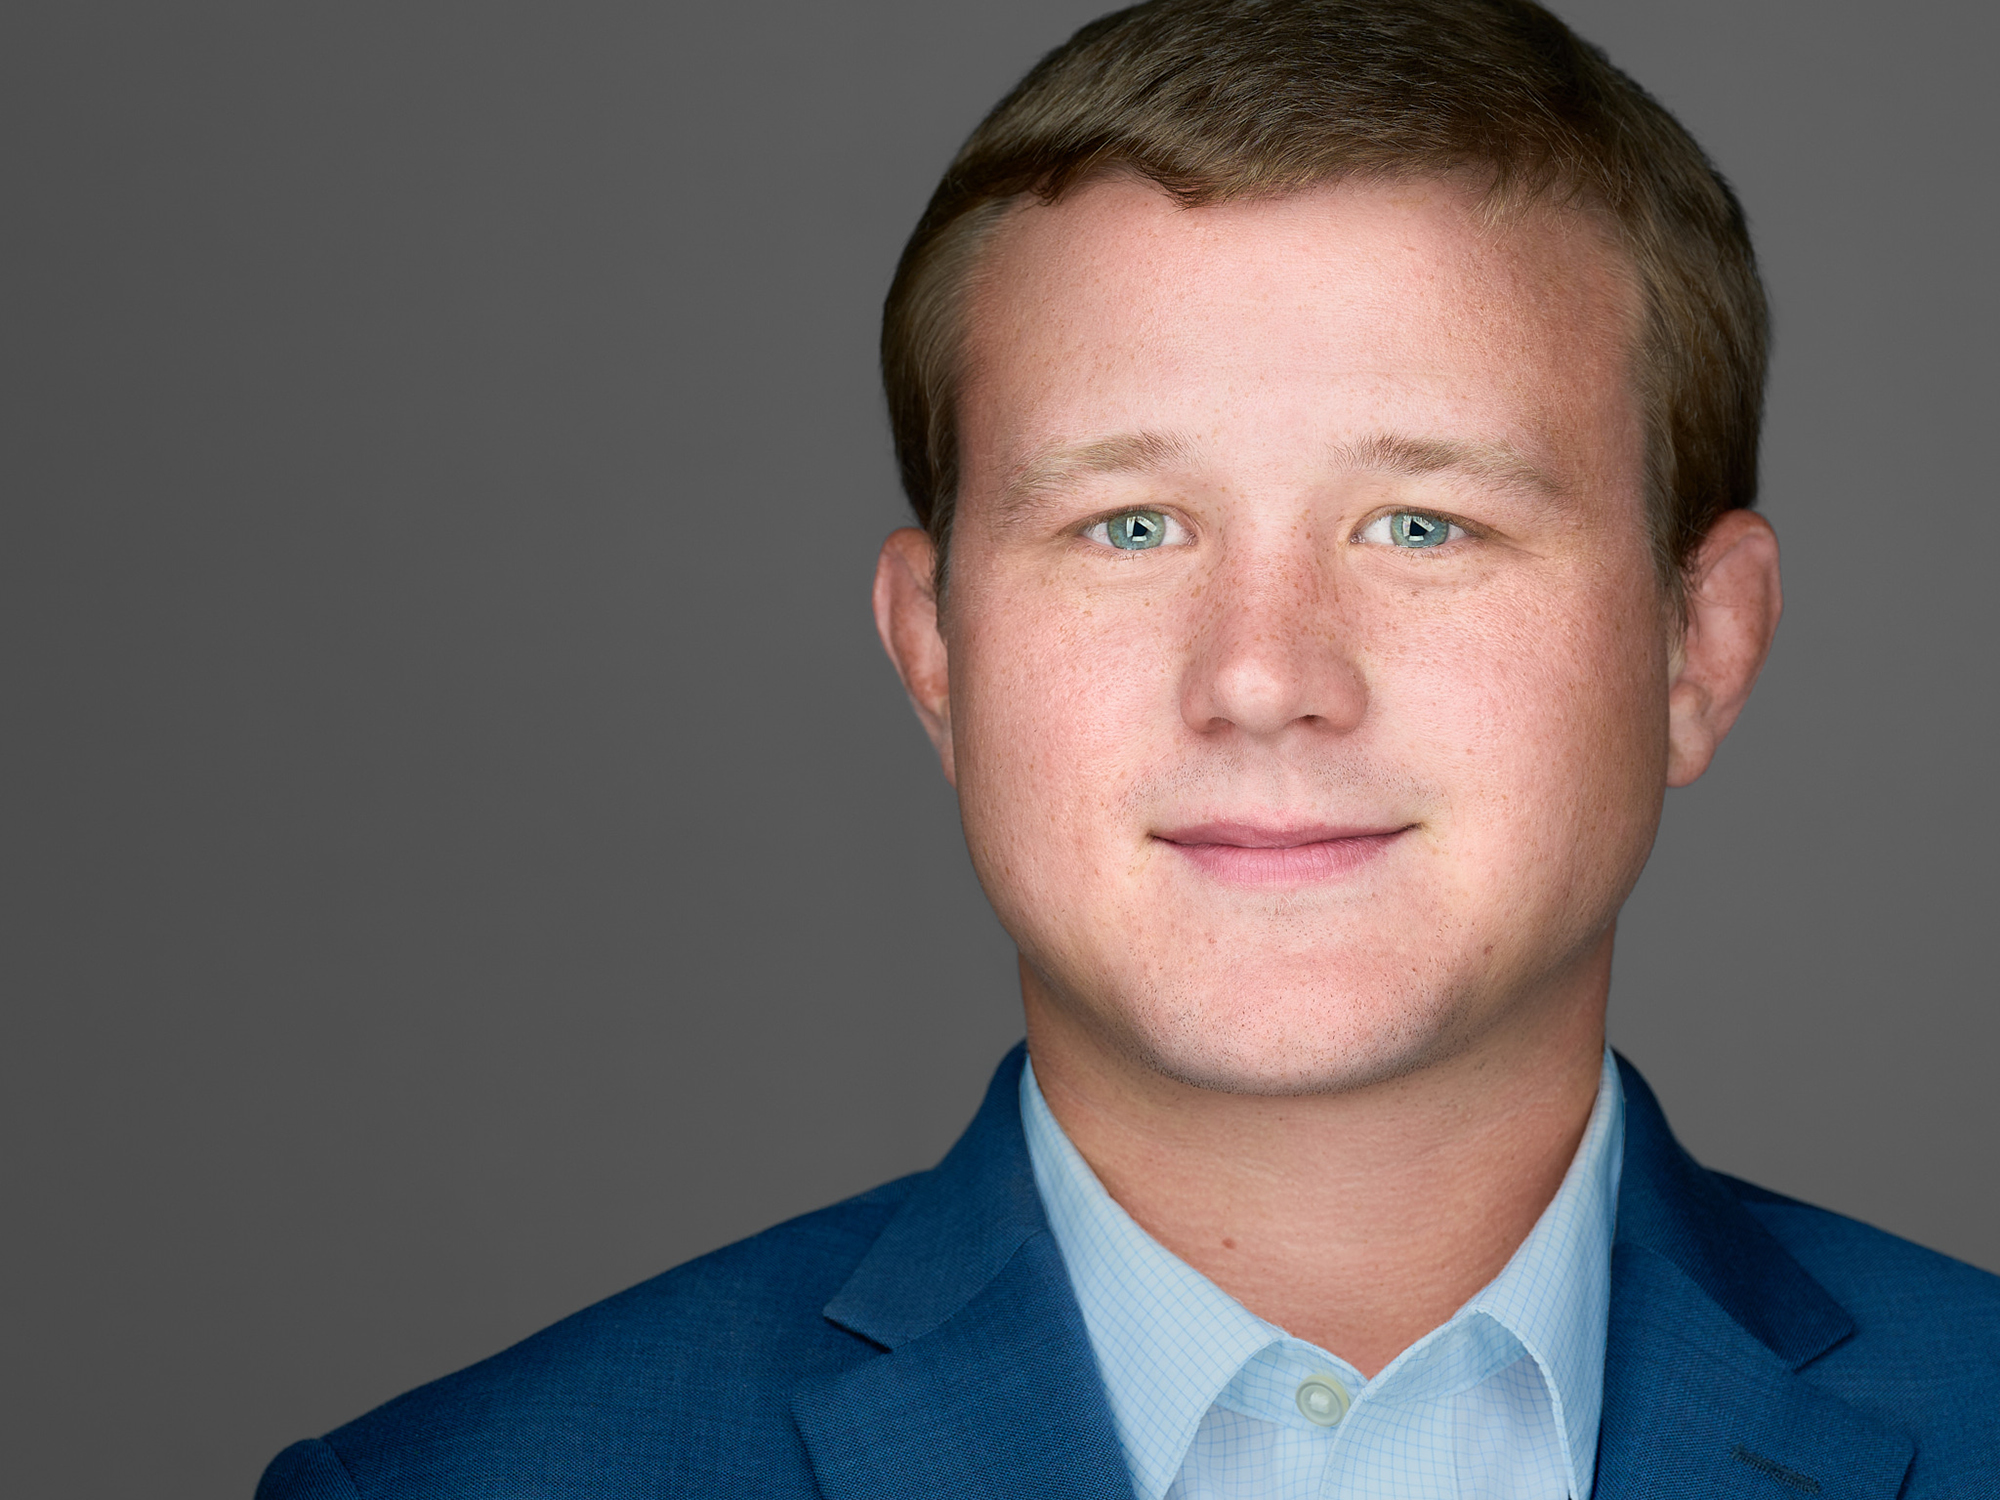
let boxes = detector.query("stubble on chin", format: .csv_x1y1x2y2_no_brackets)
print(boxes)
1022,907,1497,1101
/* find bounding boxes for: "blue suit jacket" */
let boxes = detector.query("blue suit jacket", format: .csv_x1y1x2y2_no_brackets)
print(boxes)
258,1050,1999,1498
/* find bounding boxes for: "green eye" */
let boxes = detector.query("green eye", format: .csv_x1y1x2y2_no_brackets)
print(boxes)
1390,512,1451,548
1105,510,1168,550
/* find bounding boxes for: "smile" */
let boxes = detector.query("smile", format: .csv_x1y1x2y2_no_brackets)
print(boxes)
1151,822,1412,887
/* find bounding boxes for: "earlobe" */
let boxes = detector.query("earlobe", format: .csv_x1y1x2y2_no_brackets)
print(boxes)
1665,510,1783,787
872,527,956,784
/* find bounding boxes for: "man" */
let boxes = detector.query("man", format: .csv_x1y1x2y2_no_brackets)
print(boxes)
258,1,1999,1495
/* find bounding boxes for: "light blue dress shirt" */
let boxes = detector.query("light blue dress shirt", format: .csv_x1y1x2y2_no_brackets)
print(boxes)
1020,1048,1624,1500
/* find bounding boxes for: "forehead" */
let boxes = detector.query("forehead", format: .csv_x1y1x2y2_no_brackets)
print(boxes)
955,175,1643,495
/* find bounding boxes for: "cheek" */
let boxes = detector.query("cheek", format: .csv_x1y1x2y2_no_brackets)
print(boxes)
946,574,1182,878
1384,567,1668,891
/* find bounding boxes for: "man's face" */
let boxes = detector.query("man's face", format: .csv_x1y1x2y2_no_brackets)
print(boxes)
929,176,1669,1094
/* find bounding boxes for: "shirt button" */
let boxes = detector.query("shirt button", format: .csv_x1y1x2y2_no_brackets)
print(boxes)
1295,1374,1350,1427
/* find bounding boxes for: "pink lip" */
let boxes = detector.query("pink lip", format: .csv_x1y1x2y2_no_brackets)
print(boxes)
1153,821,1410,887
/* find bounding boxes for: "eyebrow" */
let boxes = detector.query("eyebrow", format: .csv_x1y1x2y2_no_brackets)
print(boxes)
996,430,1206,517
992,427,1564,519
1327,433,1565,499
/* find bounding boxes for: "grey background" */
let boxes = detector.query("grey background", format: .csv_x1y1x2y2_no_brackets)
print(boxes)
2,2,1992,1496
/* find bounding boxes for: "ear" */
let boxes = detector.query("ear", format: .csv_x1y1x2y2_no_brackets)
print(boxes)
872,527,956,785
1666,509,1783,787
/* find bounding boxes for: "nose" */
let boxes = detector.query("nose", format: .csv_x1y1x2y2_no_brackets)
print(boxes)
1180,544,1368,739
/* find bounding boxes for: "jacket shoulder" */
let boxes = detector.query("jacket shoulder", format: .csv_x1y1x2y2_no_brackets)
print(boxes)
1717,1170,2000,1332
257,1173,923,1500
1715,1170,2000,1485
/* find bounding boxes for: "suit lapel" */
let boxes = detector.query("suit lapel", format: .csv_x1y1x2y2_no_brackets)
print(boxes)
795,1048,1919,1498
1595,1058,1913,1499
792,1045,1131,1500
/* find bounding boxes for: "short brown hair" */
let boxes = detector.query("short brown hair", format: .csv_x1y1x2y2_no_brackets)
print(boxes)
881,0,1766,597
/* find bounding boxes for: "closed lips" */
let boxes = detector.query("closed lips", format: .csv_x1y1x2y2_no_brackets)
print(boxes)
1152,823,1410,886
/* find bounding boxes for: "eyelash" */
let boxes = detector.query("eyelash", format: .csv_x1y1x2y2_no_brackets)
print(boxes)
1081,510,1191,549
1354,510,1472,549
1080,509,1472,550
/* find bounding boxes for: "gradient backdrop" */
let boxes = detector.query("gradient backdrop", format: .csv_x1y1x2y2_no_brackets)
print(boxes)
3,2,1994,1496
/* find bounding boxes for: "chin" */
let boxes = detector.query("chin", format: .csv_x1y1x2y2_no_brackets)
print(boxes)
1088,959,1477,1098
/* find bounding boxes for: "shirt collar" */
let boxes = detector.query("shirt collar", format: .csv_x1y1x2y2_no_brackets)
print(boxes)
1021,1048,1624,1500
1464,1046,1624,1496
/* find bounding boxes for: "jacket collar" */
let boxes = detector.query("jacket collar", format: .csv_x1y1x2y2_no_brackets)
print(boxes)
818,1044,1048,1349
796,1046,1916,1500
1595,1055,1912,1498
794,1044,1133,1500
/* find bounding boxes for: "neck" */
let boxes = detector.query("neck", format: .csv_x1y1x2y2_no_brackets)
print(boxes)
1022,943,1611,1378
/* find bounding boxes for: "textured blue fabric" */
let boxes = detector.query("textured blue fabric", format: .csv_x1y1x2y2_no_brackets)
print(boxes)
1019,1050,1624,1498
257,1048,2000,1499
